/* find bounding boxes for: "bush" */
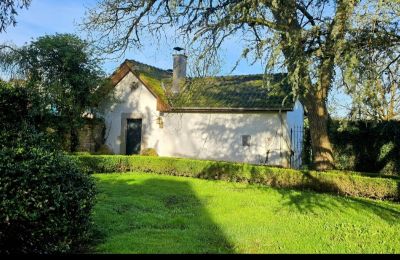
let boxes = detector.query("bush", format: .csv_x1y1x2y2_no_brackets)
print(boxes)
332,120,399,175
303,119,400,176
0,80,96,254
0,134,96,254
73,155,400,201
140,148,158,156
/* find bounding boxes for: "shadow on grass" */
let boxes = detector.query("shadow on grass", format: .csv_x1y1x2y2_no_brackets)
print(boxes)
88,176,234,254
197,163,400,224
272,172,400,224
275,187,400,223
195,161,400,224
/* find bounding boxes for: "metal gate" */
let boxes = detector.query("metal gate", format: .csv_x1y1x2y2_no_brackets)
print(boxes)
290,125,304,169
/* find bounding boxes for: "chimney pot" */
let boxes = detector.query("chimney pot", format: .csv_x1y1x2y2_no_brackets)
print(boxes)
172,48,187,94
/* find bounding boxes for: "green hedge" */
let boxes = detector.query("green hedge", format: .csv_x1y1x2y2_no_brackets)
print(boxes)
72,155,400,201
330,120,400,176
302,119,400,175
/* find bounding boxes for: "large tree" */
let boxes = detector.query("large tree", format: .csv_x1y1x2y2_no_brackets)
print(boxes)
0,0,31,33
0,34,110,152
82,0,400,170
341,35,400,120
343,53,400,121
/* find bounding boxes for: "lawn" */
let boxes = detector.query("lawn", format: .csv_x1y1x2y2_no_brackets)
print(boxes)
91,173,400,254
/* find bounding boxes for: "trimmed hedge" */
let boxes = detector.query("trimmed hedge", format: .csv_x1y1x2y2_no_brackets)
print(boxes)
72,155,400,201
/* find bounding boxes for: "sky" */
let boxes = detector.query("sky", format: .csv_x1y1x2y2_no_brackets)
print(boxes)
1,0,351,117
1,0,264,76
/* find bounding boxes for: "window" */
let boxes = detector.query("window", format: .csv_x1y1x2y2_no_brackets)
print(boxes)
242,135,251,147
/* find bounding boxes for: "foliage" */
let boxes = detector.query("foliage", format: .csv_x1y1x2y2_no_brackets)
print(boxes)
339,2,400,121
0,0,31,33
140,148,158,156
73,155,400,201
0,80,97,254
0,80,53,139
0,80,32,128
301,118,312,167
0,34,112,151
92,173,400,253
327,120,400,176
0,136,96,254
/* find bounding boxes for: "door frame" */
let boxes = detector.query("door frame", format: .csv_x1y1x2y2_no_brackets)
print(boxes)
120,113,144,154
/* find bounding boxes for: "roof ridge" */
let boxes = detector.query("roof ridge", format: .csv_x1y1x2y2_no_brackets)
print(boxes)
188,73,288,79
125,59,288,78
126,59,171,74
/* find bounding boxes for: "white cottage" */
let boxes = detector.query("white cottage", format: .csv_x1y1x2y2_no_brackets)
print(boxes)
102,52,304,168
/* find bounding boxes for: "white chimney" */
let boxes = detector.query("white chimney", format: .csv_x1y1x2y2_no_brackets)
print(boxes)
172,47,187,94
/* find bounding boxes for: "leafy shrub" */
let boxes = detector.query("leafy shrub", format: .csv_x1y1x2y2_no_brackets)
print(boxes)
73,155,400,201
302,119,400,175
331,120,399,175
0,80,96,254
0,133,96,254
140,148,158,156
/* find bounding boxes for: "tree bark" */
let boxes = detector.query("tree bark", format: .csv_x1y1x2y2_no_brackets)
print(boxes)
70,127,79,153
268,1,334,170
269,0,357,170
305,97,335,170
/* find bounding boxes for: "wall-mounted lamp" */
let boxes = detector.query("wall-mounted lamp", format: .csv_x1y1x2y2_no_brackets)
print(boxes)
130,81,139,90
156,116,164,129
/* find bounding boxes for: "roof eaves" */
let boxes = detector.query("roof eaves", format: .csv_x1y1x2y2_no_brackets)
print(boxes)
165,107,294,113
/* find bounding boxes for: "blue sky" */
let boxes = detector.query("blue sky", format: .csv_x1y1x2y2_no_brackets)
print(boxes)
1,0,351,117
1,0,264,76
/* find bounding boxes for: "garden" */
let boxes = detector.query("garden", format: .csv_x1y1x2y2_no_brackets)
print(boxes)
90,172,400,254
1,1,400,253
1,80,399,253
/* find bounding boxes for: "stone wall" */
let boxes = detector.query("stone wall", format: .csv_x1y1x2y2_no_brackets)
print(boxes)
77,120,105,153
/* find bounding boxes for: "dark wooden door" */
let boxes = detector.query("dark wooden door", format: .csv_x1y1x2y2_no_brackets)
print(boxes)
126,119,142,155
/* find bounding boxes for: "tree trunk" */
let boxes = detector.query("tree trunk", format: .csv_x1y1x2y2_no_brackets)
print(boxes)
305,98,335,170
70,127,79,153
269,0,356,170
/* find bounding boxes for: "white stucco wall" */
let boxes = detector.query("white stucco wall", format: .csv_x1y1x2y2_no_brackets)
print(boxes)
286,100,305,168
102,71,296,167
102,72,159,154
158,112,291,166
287,100,304,132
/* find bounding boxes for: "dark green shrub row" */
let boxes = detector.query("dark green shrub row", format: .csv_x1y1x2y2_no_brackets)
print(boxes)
303,119,400,176
72,155,400,201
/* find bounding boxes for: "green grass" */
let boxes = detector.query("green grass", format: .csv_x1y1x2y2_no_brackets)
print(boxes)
91,173,400,254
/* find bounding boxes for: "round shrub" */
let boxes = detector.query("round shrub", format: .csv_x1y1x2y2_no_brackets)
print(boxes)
0,139,96,254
